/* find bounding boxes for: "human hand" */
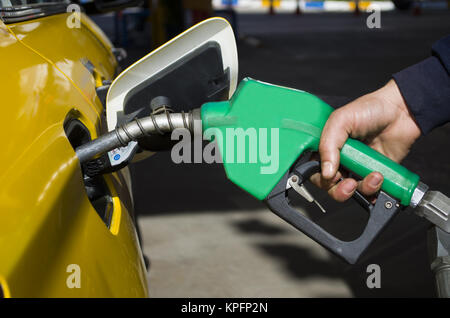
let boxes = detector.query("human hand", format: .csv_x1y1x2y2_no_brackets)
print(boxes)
311,79,421,202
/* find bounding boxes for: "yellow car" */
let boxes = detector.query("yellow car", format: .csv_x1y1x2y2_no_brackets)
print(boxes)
0,1,148,297
0,0,237,297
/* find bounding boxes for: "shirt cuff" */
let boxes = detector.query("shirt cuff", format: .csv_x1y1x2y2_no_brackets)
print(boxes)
393,56,450,135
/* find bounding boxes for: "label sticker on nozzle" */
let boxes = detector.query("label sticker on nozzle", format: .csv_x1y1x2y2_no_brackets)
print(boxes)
108,141,139,166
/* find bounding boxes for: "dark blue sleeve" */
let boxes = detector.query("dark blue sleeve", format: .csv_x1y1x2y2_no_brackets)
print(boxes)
392,35,450,134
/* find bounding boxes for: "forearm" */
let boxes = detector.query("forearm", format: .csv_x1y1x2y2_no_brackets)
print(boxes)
392,35,450,134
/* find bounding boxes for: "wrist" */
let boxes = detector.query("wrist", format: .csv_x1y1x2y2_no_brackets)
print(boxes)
376,79,422,141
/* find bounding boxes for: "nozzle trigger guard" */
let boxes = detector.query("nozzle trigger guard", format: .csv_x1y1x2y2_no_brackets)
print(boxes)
264,159,401,264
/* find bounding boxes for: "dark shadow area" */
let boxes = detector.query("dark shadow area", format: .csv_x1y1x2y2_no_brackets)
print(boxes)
255,239,435,297
231,215,435,297
231,218,289,235
236,11,450,98
256,242,346,278
130,152,266,215
227,199,435,296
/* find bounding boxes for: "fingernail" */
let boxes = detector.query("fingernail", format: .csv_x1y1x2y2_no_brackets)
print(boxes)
369,174,383,188
342,180,357,195
322,161,334,179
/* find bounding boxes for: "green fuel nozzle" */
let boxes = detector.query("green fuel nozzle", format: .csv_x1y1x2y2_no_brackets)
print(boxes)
200,78,450,263
201,78,420,205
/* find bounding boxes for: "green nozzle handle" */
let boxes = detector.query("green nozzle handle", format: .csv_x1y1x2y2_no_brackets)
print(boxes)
340,138,419,206
201,78,420,206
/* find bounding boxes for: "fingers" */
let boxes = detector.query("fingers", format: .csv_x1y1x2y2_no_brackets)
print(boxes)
310,172,357,202
357,172,383,196
310,171,342,190
310,171,383,203
328,178,358,202
319,110,353,180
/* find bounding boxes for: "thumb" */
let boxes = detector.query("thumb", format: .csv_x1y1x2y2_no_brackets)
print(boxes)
319,110,352,179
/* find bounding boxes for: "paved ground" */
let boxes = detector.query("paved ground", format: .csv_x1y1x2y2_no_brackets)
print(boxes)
93,9,450,297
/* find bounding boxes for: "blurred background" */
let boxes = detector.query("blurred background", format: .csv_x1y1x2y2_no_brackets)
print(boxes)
90,0,450,297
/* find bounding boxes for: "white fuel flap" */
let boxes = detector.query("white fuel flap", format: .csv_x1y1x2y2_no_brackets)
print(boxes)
105,17,238,135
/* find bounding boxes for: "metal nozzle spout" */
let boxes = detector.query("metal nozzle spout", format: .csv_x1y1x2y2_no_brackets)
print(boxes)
416,190,450,233
75,108,202,164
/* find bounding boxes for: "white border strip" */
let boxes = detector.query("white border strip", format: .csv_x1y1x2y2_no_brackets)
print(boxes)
213,0,395,13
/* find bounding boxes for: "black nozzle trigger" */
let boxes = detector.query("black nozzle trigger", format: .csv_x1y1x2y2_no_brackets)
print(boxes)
264,159,401,264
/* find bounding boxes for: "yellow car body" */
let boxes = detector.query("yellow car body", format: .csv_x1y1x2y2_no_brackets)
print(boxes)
0,12,148,297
